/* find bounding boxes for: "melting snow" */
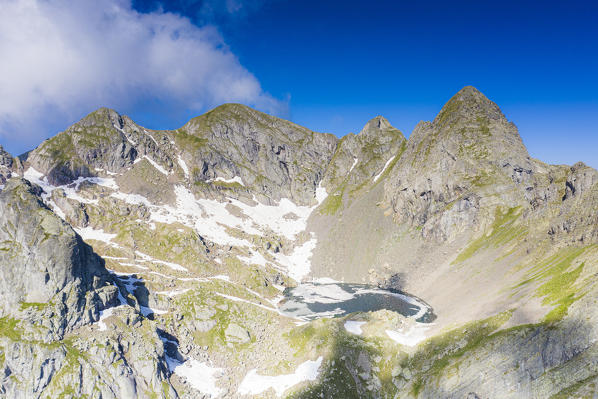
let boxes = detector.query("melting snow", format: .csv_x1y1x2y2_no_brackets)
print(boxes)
111,182,329,280
238,357,323,397
97,306,124,331
344,320,367,335
177,155,190,178
23,167,118,206
111,191,152,206
215,292,279,314
349,157,359,173
142,156,169,175
273,238,318,282
157,288,190,297
290,283,354,304
25,164,329,284
208,176,245,186
373,155,396,182
238,251,268,267
75,227,117,243
386,323,431,347
166,357,223,398
134,251,187,272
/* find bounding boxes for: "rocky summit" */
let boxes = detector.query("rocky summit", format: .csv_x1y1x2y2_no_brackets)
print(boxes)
1,86,597,398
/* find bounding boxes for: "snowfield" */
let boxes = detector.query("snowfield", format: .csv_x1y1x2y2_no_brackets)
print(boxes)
23,166,329,283
238,356,323,397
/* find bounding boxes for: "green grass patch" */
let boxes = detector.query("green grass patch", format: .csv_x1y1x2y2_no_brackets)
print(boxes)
453,206,526,264
19,302,49,311
319,188,344,215
0,317,22,340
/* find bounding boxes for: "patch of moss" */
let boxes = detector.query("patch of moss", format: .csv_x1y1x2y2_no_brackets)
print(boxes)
405,311,513,394
175,129,208,151
0,317,22,340
212,180,244,190
19,302,49,311
550,373,598,399
319,188,344,216
523,247,589,323
453,206,526,264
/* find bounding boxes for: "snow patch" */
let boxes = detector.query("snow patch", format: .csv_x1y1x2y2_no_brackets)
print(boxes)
157,288,190,297
215,292,279,314
273,238,318,282
134,251,187,272
111,191,152,206
238,251,268,267
386,323,431,347
177,155,190,178
238,357,323,397
23,167,118,207
208,176,245,186
166,357,223,398
97,306,124,331
344,320,367,335
75,227,117,243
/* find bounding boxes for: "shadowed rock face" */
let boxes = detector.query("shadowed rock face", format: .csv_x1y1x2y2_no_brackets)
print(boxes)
0,145,14,185
0,178,115,321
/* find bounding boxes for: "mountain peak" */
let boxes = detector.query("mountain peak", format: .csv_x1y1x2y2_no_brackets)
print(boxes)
359,116,402,137
73,107,124,130
434,86,505,127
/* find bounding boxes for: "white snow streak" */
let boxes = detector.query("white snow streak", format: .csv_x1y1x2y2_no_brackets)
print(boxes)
349,157,358,173
177,155,190,178
208,176,245,186
143,156,169,175
373,155,395,182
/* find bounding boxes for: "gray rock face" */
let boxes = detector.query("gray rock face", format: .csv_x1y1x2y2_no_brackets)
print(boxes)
0,145,14,186
26,104,339,206
562,162,598,200
384,86,536,241
0,178,115,330
26,108,139,185
323,115,406,189
181,104,338,205
225,323,250,343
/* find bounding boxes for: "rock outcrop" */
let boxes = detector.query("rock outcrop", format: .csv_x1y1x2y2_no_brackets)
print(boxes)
0,145,14,186
384,86,537,241
0,178,118,334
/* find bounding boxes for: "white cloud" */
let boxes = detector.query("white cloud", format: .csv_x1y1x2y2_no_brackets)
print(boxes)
0,0,285,152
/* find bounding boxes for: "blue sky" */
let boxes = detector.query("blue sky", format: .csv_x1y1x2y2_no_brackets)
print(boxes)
1,0,596,168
